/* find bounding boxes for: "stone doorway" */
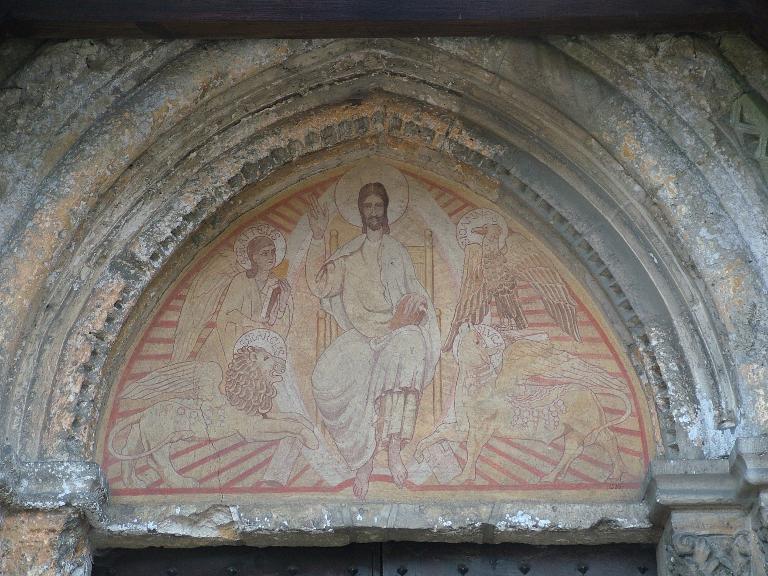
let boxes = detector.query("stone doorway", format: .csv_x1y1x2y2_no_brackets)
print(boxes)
92,543,657,575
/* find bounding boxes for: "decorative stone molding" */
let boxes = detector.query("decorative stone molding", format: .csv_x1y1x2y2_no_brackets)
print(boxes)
647,436,768,575
0,444,107,523
1,38,755,470
731,92,768,180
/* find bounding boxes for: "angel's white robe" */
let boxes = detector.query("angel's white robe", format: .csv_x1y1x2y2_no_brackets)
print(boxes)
307,234,440,470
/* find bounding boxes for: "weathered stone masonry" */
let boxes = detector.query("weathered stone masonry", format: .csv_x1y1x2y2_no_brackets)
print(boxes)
1,34,767,574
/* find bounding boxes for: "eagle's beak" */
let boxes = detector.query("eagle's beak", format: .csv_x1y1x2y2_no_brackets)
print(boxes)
472,225,488,235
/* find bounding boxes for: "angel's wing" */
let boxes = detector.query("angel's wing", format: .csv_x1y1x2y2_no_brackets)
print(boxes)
171,248,241,362
505,233,581,342
119,361,222,406
443,243,490,352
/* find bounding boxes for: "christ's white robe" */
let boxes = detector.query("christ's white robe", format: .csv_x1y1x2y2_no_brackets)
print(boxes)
306,234,440,470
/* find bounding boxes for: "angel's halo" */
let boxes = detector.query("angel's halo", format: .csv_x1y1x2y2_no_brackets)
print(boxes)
234,222,287,270
334,160,409,227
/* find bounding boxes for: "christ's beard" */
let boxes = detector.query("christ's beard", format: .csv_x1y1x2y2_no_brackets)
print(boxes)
366,216,384,230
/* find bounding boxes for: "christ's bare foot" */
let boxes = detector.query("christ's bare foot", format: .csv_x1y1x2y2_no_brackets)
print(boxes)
388,440,408,488
353,458,374,500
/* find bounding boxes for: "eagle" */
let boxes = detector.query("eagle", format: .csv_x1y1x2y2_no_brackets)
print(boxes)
443,223,581,352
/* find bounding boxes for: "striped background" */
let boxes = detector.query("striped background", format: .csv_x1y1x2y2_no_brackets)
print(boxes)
102,172,651,498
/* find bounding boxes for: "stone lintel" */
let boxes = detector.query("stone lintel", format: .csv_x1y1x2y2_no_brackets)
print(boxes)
0,445,107,523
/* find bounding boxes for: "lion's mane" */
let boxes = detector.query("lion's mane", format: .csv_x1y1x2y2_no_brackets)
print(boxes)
224,345,281,415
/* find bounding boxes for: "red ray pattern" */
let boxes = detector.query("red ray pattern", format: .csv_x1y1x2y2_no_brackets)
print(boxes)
103,171,652,498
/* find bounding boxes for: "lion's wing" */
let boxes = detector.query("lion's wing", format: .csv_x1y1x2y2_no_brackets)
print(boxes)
119,361,221,402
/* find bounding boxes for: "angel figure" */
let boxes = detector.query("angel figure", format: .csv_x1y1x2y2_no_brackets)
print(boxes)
172,223,293,366
444,212,581,352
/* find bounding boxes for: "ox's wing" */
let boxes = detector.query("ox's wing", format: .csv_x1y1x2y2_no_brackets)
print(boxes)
506,233,581,342
525,349,627,393
119,361,221,402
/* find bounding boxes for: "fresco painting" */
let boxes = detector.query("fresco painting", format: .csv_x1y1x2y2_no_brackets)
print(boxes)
98,159,657,502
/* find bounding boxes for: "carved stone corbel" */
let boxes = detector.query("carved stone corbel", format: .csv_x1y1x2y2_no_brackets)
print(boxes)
666,531,751,576
647,436,768,576
0,444,108,523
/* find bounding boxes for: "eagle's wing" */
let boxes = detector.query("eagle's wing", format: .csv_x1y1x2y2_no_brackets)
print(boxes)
505,233,581,342
119,361,222,406
443,243,490,352
171,248,240,362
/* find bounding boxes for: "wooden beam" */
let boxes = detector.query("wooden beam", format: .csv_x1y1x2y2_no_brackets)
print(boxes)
0,1,757,41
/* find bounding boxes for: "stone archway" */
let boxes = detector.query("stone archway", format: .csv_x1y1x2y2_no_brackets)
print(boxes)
1,35,767,574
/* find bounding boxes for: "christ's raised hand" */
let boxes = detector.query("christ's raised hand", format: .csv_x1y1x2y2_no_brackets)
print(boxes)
308,195,329,240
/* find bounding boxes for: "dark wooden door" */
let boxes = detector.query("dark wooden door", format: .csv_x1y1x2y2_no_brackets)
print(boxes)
93,542,656,575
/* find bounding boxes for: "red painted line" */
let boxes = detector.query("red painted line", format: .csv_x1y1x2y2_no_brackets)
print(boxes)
471,465,499,487
134,353,172,361
395,481,643,493
143,337,176,345
525,322,559,328
151,320,178,329
271,205,300,225
575,352,615,360
118,439,215,480
484,442,544,478
260,214,289,234
496,438,602,483
603,406,631,416
113,407,145,420
164,304,182,312
548,440,612,473
172,439,215,459
287,464,311,487
448,202,470,218
111,480,644,496
619,446,643,458
281,201,306,219
610,426,642,438
222,452,273,488
477,454,526,484
177,439,248,475
198,441,276,485
550,335,603,343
